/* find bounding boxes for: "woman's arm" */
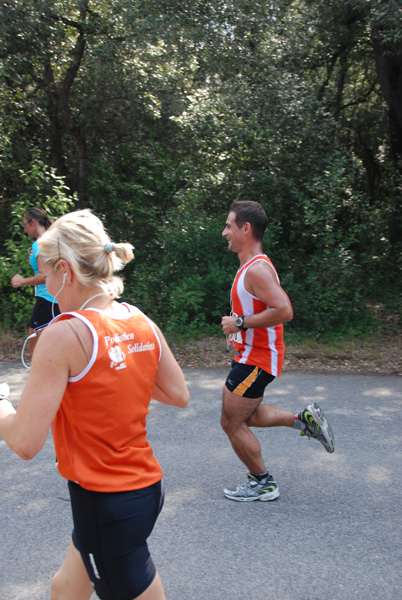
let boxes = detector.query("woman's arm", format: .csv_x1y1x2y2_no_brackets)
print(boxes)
0,323,73,459
151,325,189,408
11,272,46,288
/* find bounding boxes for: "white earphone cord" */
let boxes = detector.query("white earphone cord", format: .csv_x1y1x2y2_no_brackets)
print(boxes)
21,275,67,369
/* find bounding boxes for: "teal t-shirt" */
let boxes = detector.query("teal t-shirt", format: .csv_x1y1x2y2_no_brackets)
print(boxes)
29,240,58,304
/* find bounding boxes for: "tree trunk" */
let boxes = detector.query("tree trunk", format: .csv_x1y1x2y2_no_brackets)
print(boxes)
372,27,402,157
41,2,89,203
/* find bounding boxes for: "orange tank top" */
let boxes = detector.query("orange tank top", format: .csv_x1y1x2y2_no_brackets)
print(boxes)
231,255,285,377
52,304,163,492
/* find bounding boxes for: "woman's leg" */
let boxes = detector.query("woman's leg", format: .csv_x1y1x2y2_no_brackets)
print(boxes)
51,538,94,600
27,326,37,356
135,572,166,600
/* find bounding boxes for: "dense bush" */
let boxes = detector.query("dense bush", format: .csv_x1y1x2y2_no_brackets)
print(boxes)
0,1,401,339
0,158,75,330
124,210,236,335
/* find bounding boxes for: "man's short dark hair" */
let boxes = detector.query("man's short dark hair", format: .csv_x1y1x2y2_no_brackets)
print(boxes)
229,201,268,241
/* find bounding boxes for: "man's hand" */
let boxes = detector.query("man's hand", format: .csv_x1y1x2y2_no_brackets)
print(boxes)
221,315,239,335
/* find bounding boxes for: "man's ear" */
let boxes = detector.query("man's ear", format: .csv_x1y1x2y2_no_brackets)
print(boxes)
243,221,252,235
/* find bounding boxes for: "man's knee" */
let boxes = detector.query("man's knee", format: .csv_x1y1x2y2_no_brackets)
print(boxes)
221,386,231,433
220,411,230,433
246,411,258,427
220,400,234,434
221,410,246,438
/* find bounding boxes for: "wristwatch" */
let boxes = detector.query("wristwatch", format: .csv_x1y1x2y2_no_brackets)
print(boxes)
235,316,247,331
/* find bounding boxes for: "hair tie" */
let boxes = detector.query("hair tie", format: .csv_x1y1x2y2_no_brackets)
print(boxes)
105,242,114,253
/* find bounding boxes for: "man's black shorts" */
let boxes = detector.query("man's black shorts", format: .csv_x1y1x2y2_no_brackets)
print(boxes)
225,359,275,398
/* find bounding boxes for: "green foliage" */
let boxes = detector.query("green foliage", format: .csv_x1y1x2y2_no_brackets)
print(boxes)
0,155,76,330
123,210,236,335
0,0,401,339
120,202,379,338
284,253,369,335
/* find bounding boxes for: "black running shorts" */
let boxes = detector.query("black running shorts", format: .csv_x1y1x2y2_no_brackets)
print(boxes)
225,359,275,398
69,479,164,600
29,296,60,329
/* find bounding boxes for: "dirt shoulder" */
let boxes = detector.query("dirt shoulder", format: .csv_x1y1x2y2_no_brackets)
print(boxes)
169,332,402,376
1,331,401,376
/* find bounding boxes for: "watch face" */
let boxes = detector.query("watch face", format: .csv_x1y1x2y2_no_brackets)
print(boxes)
236,317,243,327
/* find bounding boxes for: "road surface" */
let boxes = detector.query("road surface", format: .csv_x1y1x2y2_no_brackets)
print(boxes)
1,362,401,599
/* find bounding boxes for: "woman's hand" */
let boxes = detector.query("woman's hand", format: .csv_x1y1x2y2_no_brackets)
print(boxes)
11,274,25,288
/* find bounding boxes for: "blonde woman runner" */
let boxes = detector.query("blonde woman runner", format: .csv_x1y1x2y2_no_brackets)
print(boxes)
0,209,189,600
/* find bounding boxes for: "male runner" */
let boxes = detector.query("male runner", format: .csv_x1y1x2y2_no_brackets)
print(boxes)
221,200,335,502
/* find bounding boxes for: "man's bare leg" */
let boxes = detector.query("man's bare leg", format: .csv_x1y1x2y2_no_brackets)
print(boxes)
221,385,267,473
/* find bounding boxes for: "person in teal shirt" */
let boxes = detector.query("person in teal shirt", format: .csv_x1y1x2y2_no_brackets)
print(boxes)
11,207,60,355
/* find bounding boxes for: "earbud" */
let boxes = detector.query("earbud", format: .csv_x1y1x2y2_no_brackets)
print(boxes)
62,272,67,284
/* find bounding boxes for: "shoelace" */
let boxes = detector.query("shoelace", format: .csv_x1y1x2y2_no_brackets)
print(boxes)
300,427,321,440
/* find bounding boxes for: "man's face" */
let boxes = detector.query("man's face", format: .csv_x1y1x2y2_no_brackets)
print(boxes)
222,211,243,253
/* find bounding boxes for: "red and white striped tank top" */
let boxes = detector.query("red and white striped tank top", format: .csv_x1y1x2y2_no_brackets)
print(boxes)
231,254,285,377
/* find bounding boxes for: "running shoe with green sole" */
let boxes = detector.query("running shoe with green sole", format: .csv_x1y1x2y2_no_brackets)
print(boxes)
298,402,335,453
223,474,280,502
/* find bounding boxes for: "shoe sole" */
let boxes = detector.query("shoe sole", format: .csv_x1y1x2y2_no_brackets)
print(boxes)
223,488,280,502
309,403,335,453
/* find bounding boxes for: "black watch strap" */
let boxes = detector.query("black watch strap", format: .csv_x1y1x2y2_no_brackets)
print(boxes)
236,316,247,331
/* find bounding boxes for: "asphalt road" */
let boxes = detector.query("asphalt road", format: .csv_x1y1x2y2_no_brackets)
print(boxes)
0,361,401,599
